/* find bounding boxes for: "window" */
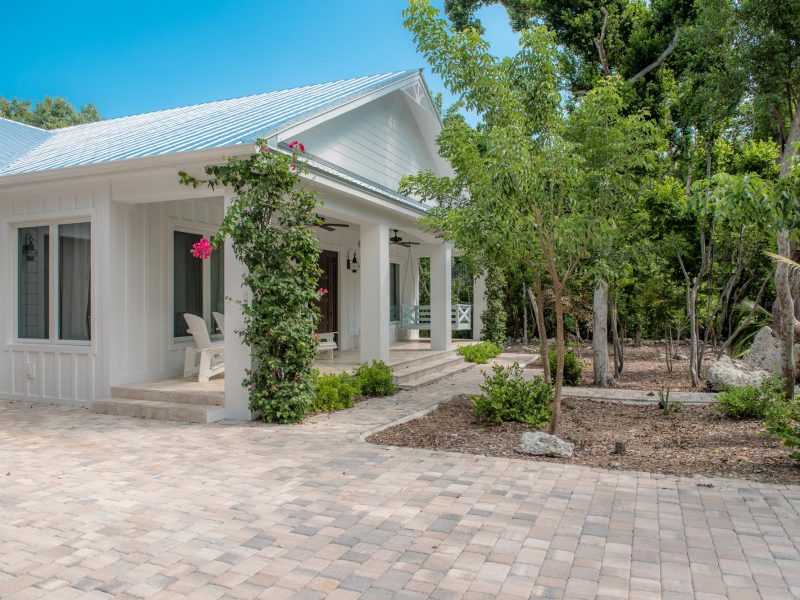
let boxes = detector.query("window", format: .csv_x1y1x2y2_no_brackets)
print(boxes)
390,262,400,322
17,222,91,342
173,230,224,338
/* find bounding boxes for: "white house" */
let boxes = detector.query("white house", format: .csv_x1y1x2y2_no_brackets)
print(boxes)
0,70,486,420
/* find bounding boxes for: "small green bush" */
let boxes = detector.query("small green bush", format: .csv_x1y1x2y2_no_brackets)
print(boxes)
548,348,583,386
716,376,783,419
473,363,552,427
355,360,397,396
458,341,502,364
310,372,361,413
766,396,800,460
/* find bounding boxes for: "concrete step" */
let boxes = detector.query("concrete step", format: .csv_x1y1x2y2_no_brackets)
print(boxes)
393,354,467,386
92,398,225,423
396,360,476,390
390,349,459,371
110,385,223,407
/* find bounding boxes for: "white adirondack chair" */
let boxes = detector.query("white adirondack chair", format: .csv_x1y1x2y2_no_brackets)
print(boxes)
317,332,338,359
212,311,225,337
183,313,225,382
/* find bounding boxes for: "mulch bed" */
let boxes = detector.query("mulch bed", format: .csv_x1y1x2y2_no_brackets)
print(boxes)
367,395,800,485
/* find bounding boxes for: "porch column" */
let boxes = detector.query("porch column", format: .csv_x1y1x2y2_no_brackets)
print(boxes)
430,242,452,351
360,223,390,363
400,254,420,341
223,192,252,421
472,273,487,341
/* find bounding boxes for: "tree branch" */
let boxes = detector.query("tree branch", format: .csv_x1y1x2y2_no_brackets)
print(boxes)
628,28,680,84
594,7,611,76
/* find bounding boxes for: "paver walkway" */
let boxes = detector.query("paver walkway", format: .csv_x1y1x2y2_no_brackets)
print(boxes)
1,368,799,600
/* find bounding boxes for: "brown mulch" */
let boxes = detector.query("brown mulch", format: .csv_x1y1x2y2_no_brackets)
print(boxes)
367,395,800,485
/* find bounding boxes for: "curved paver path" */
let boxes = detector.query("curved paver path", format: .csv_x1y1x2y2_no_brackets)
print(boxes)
1,367,799,600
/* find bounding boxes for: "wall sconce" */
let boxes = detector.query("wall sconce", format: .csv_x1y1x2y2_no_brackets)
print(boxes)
22,233,37,261
346,249,359,273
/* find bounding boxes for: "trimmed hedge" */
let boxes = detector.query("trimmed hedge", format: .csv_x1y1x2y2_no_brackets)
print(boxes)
458,341,502,364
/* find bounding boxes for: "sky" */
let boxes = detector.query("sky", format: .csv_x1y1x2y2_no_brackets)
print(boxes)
0,1,519,122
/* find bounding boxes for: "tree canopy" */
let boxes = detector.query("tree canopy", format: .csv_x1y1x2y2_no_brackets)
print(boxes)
0,96,101,129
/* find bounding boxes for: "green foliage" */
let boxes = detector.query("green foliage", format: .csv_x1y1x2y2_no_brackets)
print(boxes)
354,360,397,396
658,386,683,415
310,372,361,413
766,395,800,460
458,341,502,364
473,363,553,427
717,376,783,419
548,348,582,386
179,139,321,423
0,96,101,129
481,267,508,346
727,301,773,358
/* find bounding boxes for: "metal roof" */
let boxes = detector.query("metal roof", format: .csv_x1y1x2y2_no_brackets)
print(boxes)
0,71,419,177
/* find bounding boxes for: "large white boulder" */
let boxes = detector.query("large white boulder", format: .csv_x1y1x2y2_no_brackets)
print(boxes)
744,327,783,373
517,431,574,458
706,355,770,391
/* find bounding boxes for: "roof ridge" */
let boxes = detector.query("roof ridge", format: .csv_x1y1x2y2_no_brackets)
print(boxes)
52,70,420,132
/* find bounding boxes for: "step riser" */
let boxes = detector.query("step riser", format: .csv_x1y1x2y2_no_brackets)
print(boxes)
390,349,459,371
397,363,475,389
393,357,466,385
92,400,224,424
110,386,224,407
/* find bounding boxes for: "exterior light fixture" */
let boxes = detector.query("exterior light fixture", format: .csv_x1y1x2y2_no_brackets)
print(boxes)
22,233,37,261
346,249,359,273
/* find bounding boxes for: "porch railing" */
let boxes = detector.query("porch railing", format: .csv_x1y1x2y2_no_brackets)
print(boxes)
400,304,472,331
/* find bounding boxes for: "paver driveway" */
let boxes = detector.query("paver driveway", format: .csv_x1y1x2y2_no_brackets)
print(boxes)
1,369,799,600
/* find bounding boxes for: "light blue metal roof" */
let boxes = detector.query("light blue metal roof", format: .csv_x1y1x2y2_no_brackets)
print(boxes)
0,71,419,178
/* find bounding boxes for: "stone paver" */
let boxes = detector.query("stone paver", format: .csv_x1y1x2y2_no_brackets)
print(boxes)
1,367,799,599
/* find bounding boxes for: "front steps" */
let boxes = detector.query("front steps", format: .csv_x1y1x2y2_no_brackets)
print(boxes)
92,383,225,423
392,349,475,389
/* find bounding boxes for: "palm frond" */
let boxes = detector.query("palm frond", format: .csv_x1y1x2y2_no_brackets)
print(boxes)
764,251,800,274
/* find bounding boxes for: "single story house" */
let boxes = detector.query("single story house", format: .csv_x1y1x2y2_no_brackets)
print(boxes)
0,70,487,420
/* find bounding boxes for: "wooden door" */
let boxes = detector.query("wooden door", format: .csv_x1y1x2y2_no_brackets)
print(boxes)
316,250,338,333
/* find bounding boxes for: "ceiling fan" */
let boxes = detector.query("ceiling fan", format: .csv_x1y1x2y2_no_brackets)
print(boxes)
390,229,420,248
316,214,350,231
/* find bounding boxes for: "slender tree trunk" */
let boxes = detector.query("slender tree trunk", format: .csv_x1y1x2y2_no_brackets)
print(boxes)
592,278,610,387
634,323,642,348
522,285,529,345
686,278,700,387
529,275,551,384
777,230,796,399
665,325,674,373
549,281,565,434
610,297,623,377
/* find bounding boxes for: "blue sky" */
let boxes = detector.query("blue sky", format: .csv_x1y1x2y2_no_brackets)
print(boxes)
0,1,519,121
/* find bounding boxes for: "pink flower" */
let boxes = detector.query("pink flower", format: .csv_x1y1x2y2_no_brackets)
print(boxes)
191,237,212,260
288,140,305,153
289,163,298,173
260,146,270,154
318,287,328,295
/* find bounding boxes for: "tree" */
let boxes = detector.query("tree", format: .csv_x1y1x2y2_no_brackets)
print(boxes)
0,96,101,129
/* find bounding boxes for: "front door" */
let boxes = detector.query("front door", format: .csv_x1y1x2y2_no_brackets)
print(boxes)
316,250,338,333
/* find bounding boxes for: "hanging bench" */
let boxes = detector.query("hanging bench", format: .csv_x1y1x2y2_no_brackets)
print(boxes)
400,304,472,331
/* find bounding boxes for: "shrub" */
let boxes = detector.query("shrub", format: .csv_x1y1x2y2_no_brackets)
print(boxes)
716,376,783,419
766,396,800,460
458,341,502,364
658,386,682,415
473,363,552,427
310,372,361,413
355,360,397,396
548,348,583,386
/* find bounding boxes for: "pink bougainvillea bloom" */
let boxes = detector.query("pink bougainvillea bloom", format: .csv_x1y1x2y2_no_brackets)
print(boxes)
288,140,298,149
299,142,305,152
318,287,329,295
260,146,270,154
289,163,298,173
191,238,212,260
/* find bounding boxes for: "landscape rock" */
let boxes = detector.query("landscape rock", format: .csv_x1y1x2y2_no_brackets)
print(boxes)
706,355,770,391
517,431,574,458
744,326,800,374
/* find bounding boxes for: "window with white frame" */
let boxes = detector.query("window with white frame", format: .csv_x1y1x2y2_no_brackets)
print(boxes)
173,230,224,338
17,221,91,342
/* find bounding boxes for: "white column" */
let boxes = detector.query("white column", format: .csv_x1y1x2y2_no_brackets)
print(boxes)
223,192,252,421
472,274,487,341
360,223,390,363
430,242,452,351
400,254,420,341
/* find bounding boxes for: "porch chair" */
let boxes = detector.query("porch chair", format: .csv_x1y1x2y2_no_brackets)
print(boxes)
317,332,338,360
212,311,225,337
183,313,225,382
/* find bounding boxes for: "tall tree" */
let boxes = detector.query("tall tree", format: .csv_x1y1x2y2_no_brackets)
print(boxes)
0,96,101,129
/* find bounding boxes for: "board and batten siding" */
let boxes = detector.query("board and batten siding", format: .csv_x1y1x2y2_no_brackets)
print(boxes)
298,91,440,192
0,184,107,405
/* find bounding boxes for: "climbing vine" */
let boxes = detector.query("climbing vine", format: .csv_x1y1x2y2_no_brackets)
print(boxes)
481,266,508,347
179,138,322,423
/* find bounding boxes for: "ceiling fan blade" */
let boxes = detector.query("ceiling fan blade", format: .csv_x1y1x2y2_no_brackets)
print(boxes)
326,223,350,228
401,241,420,247
318,225,336,231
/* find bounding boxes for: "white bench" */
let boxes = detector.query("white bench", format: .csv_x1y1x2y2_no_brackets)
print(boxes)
183,313,225,382
317,332,338,359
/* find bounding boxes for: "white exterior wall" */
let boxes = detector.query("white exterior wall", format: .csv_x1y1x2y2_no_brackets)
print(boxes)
0,181,109,405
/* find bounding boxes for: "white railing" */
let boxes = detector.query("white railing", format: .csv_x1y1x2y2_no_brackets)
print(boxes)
400,304,472,331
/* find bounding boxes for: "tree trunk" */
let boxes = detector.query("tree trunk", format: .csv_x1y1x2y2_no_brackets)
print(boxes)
634,323,642,348
665,326,674,373
549,282,565,434
776,230,796,399
522,285,529,345
610,297,623,377
592,278,610,387
529,275,551,384
686,277,700,388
